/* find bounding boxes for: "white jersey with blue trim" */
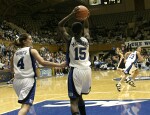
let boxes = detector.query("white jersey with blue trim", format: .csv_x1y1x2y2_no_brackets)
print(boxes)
126,51,138,64
13,47,35,79
68,37,91,68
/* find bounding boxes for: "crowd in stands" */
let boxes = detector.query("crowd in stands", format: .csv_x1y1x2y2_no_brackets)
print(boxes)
0,20,19,41
91,16,150,44
0,10,150,76
38,47,67,76
1,10,150,44
0,20,58,44
0,41,68,76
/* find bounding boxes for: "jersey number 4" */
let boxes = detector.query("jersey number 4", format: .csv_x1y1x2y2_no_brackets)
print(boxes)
17,57,24,69
74,47,86,60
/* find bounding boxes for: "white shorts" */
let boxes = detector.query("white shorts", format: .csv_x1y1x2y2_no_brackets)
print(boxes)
68,67,91,98
124,62,138,75
13,78,35,105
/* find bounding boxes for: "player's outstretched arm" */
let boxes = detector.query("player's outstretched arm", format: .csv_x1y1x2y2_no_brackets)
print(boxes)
31,49,66,67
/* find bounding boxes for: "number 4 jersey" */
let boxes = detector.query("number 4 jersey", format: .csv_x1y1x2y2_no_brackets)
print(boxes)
66,37,91,69
13,47,36,79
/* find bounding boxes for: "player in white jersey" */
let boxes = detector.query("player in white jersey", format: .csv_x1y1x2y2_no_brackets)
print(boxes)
116,46,144,92
58,6,91,115
11,33,66,115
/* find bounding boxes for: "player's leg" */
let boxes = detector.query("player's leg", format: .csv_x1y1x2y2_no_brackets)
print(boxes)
18,104,30,115
117,68,123,76
78,95,86,115
132,69,139,81
68,67,80,115
125,65,138,87
116,64,126,91
70,98,80,115
77,67,91,114
116,59,126,91
125,70,138,87
18,81,36,115
116,73,127,92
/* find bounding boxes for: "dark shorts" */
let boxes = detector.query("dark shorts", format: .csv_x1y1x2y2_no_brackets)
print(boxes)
118,58,125,69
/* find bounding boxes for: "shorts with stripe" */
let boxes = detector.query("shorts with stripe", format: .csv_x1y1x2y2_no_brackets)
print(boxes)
13,78,36,106
124,62,137,75
68,67,91,99
18,82,36,106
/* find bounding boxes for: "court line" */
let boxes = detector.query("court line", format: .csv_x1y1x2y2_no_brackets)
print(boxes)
0,93,67,100
0,94,67,115
90,90,150,94
0,84,13,88
35,93,68,98
90,92,112,94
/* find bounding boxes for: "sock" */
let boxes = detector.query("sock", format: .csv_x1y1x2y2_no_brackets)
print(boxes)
78,100,86,115
126,77,130,81
117,83,121,86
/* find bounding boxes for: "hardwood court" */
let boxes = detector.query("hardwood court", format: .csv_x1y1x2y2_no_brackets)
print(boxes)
0,70,150,114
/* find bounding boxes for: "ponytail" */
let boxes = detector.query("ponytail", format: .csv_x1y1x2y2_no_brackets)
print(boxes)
12,33,30,47
13,37,21,47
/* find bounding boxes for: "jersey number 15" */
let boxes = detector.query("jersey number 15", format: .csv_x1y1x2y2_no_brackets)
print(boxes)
74,47,86,60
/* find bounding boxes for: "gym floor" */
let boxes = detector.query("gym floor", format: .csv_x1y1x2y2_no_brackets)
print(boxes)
0,69,150,115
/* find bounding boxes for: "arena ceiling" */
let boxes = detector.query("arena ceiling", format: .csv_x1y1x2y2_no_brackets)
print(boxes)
0,0,86,17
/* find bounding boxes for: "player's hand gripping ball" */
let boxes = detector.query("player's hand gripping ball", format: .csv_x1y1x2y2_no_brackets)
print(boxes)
75,5,89,21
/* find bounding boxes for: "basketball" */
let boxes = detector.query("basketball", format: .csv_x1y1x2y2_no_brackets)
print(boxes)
75,5,89,21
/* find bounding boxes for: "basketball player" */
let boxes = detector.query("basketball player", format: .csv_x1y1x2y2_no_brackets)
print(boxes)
115,47,132,76
116,46,144,92
115,47,125,75
58,6,91,115
11,33,66,115
115,47,130,92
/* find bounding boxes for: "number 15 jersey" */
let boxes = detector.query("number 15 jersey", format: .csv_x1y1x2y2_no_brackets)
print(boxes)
66,37,91,69
13,47,36,79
